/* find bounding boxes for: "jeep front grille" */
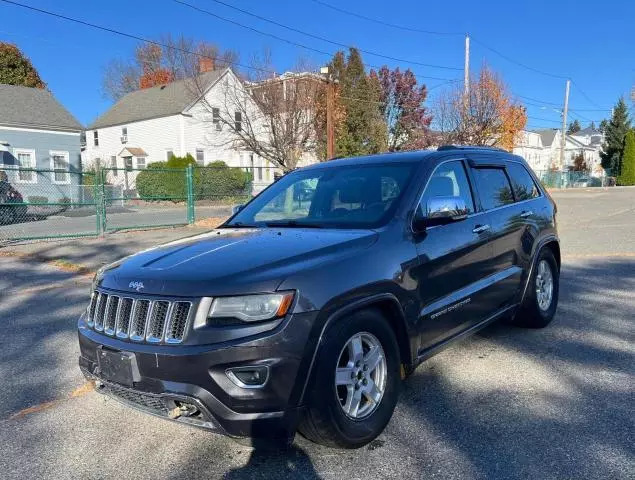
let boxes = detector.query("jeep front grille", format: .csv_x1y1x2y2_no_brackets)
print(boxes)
86,291,192,344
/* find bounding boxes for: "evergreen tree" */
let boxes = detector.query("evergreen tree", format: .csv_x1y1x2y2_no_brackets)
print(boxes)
618,130,635,186
0,42,46,88
599,119,608,133
590,121,596,131
567,119,581,134
330,48,387,157
600,98,631,175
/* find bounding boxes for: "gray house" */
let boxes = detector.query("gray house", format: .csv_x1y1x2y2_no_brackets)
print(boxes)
0,84,83,204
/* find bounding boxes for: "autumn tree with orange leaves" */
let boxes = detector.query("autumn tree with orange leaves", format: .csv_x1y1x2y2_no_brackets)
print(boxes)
434,65,526,151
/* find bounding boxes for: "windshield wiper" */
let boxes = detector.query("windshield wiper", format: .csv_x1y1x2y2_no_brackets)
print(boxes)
223,222,259,228
264,220,324,229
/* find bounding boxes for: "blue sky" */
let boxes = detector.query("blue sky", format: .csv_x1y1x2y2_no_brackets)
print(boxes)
2,0,633,128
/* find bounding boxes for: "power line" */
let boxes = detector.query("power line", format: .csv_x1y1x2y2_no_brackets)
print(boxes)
177,0,461,75
310,0,573,82
527,116,561,124
0,0,277,77
309,0,462,37
470,38,569,80
0,0,460,115
570,80,608,109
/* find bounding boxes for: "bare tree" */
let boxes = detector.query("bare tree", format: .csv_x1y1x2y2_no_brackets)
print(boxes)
101,34,240,101
190,52,325,172
433,65,526,150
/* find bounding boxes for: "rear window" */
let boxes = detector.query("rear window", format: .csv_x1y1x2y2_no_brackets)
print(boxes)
507,163,540,201
472,168,514,210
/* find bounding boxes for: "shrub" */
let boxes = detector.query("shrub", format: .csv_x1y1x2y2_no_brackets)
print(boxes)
27,196,48,204
136,160,186,201
194,161,252,200
135,156,252,201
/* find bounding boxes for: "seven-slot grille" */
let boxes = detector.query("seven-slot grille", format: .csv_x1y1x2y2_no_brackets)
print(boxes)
87,291,192,344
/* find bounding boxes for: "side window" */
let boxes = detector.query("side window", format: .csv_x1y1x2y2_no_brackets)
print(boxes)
506,163,540,201
472,168,514,210
420,160,475,214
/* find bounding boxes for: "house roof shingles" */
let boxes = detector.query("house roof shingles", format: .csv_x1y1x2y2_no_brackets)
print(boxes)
89,70,226,130
0,84,82,131
534,129,558,147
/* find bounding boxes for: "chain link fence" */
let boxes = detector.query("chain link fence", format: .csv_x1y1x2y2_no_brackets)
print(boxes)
0,164,272,243
534,170,615,189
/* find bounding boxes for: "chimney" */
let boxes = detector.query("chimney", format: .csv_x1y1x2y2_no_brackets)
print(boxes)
199,57,215,73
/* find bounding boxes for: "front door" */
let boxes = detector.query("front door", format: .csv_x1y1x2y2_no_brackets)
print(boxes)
412,159,494,353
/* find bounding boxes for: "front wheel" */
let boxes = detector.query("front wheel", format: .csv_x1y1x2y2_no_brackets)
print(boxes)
298,308,400,448
514,248,559,328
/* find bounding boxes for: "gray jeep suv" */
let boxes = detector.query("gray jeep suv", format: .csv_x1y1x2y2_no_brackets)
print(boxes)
78,147,560,448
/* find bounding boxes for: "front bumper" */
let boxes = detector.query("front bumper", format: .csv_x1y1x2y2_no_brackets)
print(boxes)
78,310,318,440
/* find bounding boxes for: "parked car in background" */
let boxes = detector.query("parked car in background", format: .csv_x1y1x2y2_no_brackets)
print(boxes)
0,172,27,225
78,147,560,448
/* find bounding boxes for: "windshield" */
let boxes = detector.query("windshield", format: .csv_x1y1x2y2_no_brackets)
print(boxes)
226,163,416,229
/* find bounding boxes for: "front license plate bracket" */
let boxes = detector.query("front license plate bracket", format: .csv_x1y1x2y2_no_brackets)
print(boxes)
96,347,141,387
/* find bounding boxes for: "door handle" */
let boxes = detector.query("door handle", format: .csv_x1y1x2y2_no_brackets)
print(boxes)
472,224,490,234
520,210,534,218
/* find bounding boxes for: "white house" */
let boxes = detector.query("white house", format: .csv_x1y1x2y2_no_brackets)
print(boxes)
82,67,280,193
513,128,605,177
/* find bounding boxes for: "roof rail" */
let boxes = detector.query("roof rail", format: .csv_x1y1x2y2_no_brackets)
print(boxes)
437,145,507,152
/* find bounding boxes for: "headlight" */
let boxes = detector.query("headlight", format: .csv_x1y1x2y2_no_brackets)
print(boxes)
208,292,294,323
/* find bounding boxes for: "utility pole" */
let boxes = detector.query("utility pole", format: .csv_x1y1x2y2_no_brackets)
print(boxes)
321,66,335,160
464,34,470,100
560,79,571,187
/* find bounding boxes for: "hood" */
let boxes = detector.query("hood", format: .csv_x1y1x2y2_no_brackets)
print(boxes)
97,228,378,297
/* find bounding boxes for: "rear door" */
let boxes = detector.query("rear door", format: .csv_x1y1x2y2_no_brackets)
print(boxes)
468,162,524,309
412,159,494,351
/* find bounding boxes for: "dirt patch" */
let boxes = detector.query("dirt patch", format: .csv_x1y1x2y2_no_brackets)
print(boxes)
191,217,227,229
0,250,93,277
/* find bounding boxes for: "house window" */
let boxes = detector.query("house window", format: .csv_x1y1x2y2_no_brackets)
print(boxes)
50,151,70,184
235,111,242,132
212,108,221,130
122,127,127,136
110,156,118,176
253,154,262,181
166,150,174,161
136,157,146,169
196,149,205,165
14,149,36,183
124,156,133,171
93,131,99,146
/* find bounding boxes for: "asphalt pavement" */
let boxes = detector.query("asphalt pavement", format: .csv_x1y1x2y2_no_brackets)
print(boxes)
0,188,633,479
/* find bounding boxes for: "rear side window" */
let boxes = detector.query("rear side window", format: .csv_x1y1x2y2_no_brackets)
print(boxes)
472,168,514,210
507,163,540,201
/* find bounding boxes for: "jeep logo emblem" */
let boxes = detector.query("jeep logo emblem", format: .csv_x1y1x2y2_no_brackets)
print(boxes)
128,281,145,292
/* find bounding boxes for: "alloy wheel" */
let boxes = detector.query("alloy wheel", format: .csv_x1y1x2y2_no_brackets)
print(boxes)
335,332,387,419
535,260,554,311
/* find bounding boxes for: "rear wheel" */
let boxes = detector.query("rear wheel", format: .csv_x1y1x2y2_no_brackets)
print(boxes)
298,308,400,448
514,248,559,328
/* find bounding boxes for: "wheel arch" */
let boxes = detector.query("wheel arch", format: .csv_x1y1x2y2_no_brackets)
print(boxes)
519,235,560,305
298,293,412,405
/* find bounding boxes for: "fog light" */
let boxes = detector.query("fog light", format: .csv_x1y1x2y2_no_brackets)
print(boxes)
226,366,269,388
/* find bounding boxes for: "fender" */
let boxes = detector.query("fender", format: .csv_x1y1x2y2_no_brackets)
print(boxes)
519,234,560,305
298,293,406,405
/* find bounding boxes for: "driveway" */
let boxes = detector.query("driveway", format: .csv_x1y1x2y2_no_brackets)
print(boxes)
0,188,633,479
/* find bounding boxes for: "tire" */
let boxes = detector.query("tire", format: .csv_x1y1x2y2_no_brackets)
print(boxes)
514,248,559,328
298,308,400,448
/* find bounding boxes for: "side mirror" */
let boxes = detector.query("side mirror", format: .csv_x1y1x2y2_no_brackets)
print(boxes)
231,204,245,215
414,196,469,231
